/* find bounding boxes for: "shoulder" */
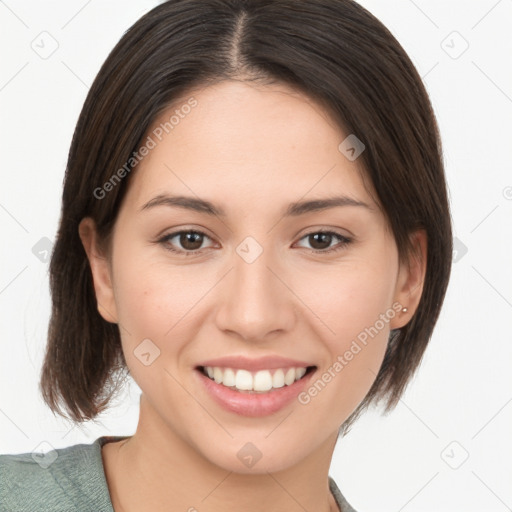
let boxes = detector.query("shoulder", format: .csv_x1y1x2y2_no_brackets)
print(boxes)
0,437,115,512
329,476,359,512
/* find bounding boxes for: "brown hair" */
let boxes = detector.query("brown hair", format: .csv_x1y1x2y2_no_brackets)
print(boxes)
40,0,452,432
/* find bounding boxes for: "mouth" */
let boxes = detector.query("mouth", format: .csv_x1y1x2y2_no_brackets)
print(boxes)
195,365,317,394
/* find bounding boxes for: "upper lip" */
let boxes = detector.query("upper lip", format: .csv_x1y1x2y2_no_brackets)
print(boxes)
196,355,316,372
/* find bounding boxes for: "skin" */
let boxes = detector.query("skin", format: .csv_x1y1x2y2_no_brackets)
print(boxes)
79,80,426,512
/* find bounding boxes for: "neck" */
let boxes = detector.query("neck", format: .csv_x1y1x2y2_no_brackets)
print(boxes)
102,394,340,512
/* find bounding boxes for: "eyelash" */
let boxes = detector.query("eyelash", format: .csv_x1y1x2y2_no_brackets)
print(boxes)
157,229,352,256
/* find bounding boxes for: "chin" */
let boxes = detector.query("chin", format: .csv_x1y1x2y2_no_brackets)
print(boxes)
195,435,314,476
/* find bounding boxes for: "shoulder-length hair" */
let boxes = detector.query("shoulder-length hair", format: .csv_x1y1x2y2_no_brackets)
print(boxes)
40,0,452,432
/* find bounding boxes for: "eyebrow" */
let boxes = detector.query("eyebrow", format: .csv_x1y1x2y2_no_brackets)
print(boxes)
139,194,372,217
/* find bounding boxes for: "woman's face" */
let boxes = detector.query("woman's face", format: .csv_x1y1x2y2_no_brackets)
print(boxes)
83,80,423,473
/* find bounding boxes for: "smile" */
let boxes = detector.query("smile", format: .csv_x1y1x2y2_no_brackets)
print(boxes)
199,366,316,393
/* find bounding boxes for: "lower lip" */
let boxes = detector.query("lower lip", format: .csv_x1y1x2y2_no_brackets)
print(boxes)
195,368,316,417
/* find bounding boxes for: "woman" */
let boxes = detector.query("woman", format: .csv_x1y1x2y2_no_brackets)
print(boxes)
0,1,452,511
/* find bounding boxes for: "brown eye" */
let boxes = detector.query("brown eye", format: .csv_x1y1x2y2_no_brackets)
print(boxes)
178,231,204,250
159,230,213,255
308,232,334,250
296,230,352,254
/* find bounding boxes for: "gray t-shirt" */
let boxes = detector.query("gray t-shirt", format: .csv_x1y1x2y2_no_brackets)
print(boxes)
0,436,357,511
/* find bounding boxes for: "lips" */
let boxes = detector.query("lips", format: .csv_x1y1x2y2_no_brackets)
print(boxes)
193,355,318,416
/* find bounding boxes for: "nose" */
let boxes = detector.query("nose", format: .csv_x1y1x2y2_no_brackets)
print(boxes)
214,241,297,342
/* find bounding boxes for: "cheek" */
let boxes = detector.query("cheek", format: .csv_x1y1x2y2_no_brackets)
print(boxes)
293,257,395,411
110,250,221,388
111,262,191,406
297,284,393,425
109,252,187,381
112,250,200,333
298,255,397,343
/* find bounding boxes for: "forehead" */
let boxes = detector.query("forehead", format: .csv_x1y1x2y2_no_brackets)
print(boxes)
123,80,377,216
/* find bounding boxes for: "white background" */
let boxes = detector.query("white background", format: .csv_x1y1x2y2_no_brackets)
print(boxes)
1,1,511,511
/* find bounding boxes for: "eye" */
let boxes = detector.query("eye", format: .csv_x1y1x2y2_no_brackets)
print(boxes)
295,230,352,254
157,228,352,256
158,230,214,255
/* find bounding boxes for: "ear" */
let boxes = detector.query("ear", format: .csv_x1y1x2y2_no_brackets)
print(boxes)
390,229,427,329
78,217,118,324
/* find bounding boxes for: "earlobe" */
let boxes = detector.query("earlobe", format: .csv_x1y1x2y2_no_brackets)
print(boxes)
390,229,427,329
78,217,118,324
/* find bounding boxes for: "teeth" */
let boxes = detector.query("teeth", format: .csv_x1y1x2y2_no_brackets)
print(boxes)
223,368,236,387
201,366,310,393
253,370,273,392
213,367,223,384
273,369,285,388
235,369,253,390
296,367,307,379
284,368,295,385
